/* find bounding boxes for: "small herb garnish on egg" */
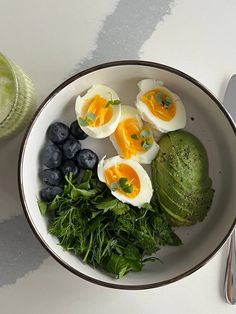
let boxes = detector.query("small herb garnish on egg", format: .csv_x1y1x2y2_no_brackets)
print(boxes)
79,112,96,126
129,129,154,151
78,118,89,126
154,92,163,105
140,129,151,138
119,177,134,193
86,112,96,121
110,181,119,192
141,140,152,151
154,92,172,109
105,99,121,108
163,96,171,108
131,134,139,140
139,129,153,151
111,177,134,194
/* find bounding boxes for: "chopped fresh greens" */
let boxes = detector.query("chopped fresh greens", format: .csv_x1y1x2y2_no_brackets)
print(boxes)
79,112,96,126
105,99,121,108
163,97,172,108
111,181,119,192
118,177,133,193
154,92,163,105
86,112,96,121
111,177,133,194
131,134,139,140
136,129,153,151
95,198,129,215
154,92,172,108
140,129,151,138
39,170,181,278
130,130,153,152
78,117,89,126
106,250,142,278
141,140,152,151
37,200,47,215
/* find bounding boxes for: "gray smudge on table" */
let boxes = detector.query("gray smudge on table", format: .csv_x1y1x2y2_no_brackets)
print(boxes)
0,216,47,286
0,0,174,287
71,0,174,73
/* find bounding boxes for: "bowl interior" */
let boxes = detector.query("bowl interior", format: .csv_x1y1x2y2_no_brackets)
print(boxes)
20,63,236,288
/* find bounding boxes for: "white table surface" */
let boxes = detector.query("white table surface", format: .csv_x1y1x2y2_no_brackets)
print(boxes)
1,0,236,313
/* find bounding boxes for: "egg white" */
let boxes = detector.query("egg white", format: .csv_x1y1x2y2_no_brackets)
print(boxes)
110,105,159,164
135,79,186,133
75,84,121,138
97,155,153,207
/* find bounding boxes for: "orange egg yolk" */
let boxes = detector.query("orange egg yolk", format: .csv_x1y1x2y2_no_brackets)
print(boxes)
114,118,153,159
83,95,113,127
140,89,176,121
104,163,140,198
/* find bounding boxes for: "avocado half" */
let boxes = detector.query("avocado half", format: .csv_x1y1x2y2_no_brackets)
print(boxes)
151,130,214,226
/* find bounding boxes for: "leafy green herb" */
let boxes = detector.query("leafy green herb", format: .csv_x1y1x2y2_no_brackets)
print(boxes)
154,92,163,104
118,177,133,193
79,117,89,126
37,200,47,215
110,177,133,194
131,134,139,140
38,170,181,278
48,195,62,211
111,202,130,215
106,245,143,278
140,129,151,138
95,198,118,211
142,202,155,211
86,112,96,121
79,112,96,126
111,181,119,191
163,97,172,108
78,169,93,190
154,92,172,108
105,99,121,108
141,140,152,151
95,198,129,215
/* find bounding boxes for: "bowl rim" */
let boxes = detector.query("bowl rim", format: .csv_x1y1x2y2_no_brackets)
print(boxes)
18,60,236,290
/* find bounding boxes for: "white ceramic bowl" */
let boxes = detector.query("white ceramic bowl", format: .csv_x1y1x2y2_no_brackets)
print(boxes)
18,61,236,289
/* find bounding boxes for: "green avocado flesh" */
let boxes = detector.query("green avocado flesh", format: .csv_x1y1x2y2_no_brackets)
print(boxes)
151,130,214,226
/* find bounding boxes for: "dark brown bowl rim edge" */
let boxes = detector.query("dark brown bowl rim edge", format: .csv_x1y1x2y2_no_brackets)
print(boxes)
18,60,236,290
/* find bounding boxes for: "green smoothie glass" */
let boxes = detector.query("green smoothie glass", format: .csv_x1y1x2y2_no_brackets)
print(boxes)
0,52,36,139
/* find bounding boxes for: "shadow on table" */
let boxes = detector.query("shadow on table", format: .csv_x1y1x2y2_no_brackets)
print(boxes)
0,133,48,287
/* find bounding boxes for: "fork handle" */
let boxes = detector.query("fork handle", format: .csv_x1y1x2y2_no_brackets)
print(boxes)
224,230,236,304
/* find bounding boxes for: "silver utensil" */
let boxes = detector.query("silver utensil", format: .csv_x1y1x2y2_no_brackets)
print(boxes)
225,230,236,304
223,74,236,305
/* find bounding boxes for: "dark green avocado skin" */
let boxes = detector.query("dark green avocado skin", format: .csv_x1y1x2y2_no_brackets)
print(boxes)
151,130,214,226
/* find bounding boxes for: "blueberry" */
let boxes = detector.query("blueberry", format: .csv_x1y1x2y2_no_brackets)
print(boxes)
42,143,62,168
70,120,88,140
40,186,63,202
61,159,80,177
39,169,63,186
47,122,70,144
76,149,98,170
62,138,81,159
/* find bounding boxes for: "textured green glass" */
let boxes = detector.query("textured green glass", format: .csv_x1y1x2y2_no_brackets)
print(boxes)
0,53,36,139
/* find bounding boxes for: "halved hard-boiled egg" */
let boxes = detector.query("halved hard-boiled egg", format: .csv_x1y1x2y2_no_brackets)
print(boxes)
75,84,121,138
110,105,159,164
97,155,153,207
135,79,186,133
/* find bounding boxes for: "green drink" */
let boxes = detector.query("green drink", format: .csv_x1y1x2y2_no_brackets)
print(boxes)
0,53,36,139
